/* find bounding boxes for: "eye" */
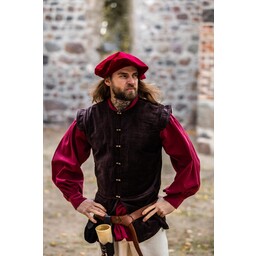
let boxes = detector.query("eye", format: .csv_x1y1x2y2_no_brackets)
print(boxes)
119,74,127,78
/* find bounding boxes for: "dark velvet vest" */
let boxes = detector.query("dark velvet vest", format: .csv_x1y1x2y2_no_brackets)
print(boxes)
77,98,172,242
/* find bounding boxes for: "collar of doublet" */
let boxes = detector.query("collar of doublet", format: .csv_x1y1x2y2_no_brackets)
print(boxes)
107,96,139,112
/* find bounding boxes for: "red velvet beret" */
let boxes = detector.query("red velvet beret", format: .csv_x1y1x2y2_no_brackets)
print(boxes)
95,51,148,79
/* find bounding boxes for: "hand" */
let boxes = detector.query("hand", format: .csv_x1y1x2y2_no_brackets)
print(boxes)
77,199,107,223
142,197,175,222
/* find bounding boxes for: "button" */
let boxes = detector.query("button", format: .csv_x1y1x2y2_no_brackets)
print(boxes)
116,128,121,132
116,162,121,165
117,111,122,115
116,178,121,182
116,145,121,148
116,195,121,198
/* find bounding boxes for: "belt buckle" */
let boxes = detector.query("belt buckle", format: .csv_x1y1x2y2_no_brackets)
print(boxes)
115,216,122,224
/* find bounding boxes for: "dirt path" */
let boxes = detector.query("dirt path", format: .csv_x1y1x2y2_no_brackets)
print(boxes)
43,125,213,256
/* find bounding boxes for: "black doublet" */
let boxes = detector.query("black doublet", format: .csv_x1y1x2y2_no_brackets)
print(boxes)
77,98,172,242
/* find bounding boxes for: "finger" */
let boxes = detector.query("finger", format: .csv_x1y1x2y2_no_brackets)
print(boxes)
77,205,99,220
158,211,165,218
142,205,155,215
143,208,157,222
81,202,106,216
93,202,107,212
92,207,107,217
85,212,97,223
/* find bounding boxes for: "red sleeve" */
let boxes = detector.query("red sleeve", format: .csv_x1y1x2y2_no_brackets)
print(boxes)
160,114,200,208
51,120,91,209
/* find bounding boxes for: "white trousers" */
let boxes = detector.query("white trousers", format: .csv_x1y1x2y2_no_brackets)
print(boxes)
98,228,169,256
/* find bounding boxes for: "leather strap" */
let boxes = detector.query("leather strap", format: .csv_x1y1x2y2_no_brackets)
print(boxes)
95,201,156,256
110,216,143,256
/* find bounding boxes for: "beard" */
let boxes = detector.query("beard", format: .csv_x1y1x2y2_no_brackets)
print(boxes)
111,83,138,101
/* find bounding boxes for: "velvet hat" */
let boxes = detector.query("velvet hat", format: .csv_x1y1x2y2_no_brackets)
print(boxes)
95,51,148,80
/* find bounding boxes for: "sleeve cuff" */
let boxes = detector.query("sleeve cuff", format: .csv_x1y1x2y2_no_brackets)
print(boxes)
163,194,185,209
69,194,87,209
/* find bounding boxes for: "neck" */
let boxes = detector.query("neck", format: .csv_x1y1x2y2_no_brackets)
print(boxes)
111,97,131,112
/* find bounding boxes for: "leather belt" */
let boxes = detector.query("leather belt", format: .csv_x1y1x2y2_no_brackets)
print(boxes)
95,202,156,256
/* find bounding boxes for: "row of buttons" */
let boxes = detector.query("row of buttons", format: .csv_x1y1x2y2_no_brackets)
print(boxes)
116,111,122,199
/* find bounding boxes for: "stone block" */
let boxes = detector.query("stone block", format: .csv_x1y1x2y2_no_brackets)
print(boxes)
197,99,214,128
202,9,214,22
44,42,61,52
44,99,68,111
65,43,85,54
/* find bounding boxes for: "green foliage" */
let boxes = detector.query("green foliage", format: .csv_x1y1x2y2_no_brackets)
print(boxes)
101,0,131,53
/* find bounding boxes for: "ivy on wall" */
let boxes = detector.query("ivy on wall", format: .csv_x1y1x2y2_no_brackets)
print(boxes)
99,0,131,54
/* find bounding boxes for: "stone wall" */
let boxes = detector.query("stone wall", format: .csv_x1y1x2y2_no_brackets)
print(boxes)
130,0,214,152
43,0,104,123
43,0,214,154
131,0,201,130
197,0,214,154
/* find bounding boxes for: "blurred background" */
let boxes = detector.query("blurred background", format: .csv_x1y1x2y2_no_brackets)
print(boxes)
43,0,214,255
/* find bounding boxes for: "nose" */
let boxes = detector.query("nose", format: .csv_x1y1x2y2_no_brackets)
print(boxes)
127,76,136,84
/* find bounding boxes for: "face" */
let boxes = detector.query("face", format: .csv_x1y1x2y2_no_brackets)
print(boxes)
105,66,139,101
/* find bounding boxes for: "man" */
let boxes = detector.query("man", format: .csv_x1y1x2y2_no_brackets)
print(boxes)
52,51,200,256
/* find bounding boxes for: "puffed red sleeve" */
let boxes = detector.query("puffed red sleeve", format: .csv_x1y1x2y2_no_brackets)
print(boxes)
160,114,200,208
51,120,91,209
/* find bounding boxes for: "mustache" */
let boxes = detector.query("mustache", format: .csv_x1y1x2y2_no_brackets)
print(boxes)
126,84,136,89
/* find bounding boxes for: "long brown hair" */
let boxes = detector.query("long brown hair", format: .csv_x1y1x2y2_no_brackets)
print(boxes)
91,79,162,104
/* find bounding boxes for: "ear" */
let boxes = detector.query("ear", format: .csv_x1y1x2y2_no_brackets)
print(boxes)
104,77,111,87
